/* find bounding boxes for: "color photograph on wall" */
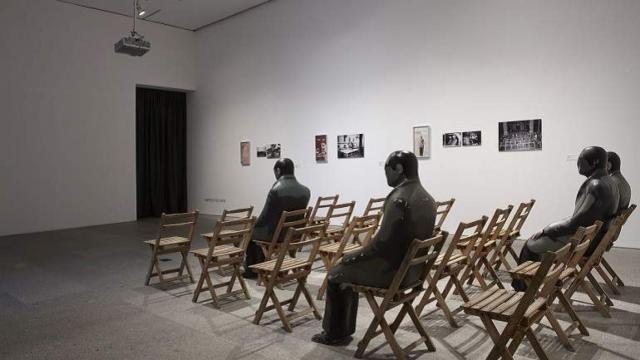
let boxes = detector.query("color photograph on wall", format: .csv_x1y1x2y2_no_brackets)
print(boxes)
413,126,431,158
256,146,266,157
266,143,281,159
443,132,462,147
337,134,364,158
315,135,328,162
499,119,542,152
240,141,250,165
462,131,482,146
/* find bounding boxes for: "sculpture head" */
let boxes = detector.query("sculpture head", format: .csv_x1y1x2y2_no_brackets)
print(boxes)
384,150,419,187
577,146,607,177
607,151,621,173
273,158,294,179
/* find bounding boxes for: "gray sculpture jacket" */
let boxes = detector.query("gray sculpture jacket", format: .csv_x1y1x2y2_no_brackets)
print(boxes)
543,169,618,253
253,175,310,241
329,178,436,288
611,171,631,211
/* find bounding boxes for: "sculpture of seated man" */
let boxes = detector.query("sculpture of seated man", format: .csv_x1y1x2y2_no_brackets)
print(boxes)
513,146,618,291
244,158,310,278
311,150,436,345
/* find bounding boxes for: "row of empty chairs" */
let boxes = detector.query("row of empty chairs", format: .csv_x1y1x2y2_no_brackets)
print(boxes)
141,197,636,359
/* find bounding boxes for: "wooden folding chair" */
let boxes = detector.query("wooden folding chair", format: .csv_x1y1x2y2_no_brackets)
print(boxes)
459,205,513,290
348,233,445,359
489,199,535,271
324,201,356,242
254,207,312,261
434,198,455,233
363,197,385,217
416,217,488,327
143,210,199,286
220,206,253,221
251,224,326,332
309,195,339,225
316,214,380,300
564,207,635,318
463,243,572,360
508,222,601,351
598,204,636,294
190,216,256,307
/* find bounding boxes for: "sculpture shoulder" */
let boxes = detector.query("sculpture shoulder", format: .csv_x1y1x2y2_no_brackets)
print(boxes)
585,177,616,197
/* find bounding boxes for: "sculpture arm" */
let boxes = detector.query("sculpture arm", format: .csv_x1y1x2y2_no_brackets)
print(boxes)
543,184,598,238
253,188,277,240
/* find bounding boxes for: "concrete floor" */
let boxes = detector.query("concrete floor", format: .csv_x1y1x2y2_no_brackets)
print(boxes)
1,215,639,359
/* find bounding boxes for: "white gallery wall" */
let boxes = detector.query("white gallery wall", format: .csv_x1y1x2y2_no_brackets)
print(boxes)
189,0,640,248
0,0,196,236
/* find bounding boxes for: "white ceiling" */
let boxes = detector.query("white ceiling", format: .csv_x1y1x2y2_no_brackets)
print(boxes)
58,0,272,31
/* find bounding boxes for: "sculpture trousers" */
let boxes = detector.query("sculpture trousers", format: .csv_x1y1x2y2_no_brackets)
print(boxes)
512,235,568,291
322,279,359,339
244,240,265,276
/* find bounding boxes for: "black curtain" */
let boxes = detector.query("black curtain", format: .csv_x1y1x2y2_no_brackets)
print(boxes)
136,87,187,218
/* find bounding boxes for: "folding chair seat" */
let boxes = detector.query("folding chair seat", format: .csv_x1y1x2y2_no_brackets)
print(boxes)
190,216,256,307
508,222,601,350
434,198,455,233
309,195,339,225
564,207,635,318
251,224,326,332
489,199,535,271
143,210,199,286
597,204,636,294
347,233,445,359
462,243,572,360
459,205,513,290
316,214,380,300
416,217,487,327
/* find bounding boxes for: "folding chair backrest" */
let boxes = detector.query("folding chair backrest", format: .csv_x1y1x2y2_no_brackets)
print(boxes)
502,199,535,240
338,214,380,252
207,217,257,257
310,195,339,222
387,233,446,297
619,204,636,226
156,210,199,245
276,223,328,267
220,206,254,221
477,205,513,248
327,201,356,227
363,197,385,217
588,210,630,266
565,222,602,269
435,198,455,231
443,216,488,265
270,207,312,247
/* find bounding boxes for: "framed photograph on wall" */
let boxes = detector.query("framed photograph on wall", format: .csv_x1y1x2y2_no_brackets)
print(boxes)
462,131,482,146
443,132,462,147
240,141,251,166
413,125,431,158
256,146,267,158
266,143,281,159
498,119,542,152
337,134,364,158
315,135,327,162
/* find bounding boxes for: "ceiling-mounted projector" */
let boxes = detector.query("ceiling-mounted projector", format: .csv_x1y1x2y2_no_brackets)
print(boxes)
115,0,150,56
115,31,150,56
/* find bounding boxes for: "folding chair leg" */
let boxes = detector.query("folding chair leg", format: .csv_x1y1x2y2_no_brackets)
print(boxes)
390,306,409,333
406,304,436,352
254,281,273,325
317,276,329,300
355,294,382,358
299,279,322,320
270,291,292,332
451,272,470,302
557,289,589,336
203,264,219,308
481,315,515,360
507,329,526,355
601,257,625,287
234,264,251,299
482,258,504,289
181,251,195,283
525,329,549,360
595,264,621,295
288,282,303,311
144,253,156,285
192,257,208,302
154,259,165,285
587,273,614,306
581,281,611,318
545,310,575,351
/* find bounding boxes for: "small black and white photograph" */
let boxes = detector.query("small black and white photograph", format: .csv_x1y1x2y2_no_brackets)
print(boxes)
337,134,364,158
499,119,542,152
442,132,462,147
463,131,482,146
256,146,267,157
413,126,431,158
265,143,281,159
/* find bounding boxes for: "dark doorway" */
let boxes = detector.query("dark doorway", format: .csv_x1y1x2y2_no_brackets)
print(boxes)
136,87,187,218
